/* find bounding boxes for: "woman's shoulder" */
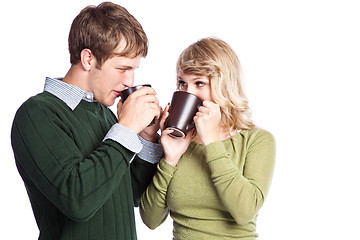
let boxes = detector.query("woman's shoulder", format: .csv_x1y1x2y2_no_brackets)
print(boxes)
238,127,275,144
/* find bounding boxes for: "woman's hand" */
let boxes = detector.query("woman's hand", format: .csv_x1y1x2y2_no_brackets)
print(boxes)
138,107,162,143
160,103,193,167
194,100,221,145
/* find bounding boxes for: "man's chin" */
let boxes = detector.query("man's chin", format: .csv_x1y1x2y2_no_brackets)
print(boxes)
105,100,116,107
97,98,115,107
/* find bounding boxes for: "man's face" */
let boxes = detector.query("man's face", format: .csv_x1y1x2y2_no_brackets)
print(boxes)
88,54,142,107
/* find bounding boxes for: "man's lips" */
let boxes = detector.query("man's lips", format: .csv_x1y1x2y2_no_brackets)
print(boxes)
114,90,121,98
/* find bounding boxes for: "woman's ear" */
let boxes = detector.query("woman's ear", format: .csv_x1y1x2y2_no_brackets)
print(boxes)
80,49,96,71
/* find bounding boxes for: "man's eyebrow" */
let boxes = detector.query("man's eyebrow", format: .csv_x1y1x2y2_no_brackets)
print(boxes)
116,65,133,69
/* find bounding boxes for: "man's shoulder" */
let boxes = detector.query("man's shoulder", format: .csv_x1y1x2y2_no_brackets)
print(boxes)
22,91,66,108
15,91,69,119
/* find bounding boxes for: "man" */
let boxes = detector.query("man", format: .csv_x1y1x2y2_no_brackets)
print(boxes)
11,2,162,239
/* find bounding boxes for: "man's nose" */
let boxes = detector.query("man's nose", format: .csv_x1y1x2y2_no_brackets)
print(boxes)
123,71,135,88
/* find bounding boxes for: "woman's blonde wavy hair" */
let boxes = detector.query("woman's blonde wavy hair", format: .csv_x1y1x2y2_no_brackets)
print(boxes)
176,37,255,132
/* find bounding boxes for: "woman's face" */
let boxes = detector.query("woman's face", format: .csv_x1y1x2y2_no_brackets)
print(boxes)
177,71,212,101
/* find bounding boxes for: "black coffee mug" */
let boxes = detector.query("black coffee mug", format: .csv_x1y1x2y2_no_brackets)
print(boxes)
119,84,155,126
165,91,202,138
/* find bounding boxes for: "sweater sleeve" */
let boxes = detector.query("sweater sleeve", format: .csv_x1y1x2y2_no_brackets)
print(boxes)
204,129,276,225
11,98,136,222
131,136,163,207
139,159,176,229
130,156,157,207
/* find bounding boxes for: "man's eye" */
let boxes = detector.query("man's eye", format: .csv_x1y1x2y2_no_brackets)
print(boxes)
117,67,129,72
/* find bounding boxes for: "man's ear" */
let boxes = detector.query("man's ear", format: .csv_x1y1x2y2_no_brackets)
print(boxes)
80,49,96,71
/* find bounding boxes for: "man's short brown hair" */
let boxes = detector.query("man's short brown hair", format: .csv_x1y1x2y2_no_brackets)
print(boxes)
68,1,148,68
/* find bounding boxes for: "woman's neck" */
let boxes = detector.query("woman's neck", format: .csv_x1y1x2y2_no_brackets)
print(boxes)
193,125,236,144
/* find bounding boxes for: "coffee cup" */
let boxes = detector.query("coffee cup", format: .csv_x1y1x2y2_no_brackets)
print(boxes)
165,91,202,138
119,84,152,102
119,84,155,126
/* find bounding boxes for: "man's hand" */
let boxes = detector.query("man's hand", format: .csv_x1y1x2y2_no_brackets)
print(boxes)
117,86,161,134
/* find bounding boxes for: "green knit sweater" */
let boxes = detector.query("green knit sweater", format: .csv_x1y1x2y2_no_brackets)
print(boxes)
140,128,275,240
11,92,157,240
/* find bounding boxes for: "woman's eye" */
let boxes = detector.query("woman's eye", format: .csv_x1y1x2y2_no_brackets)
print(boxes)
195,81,205,87
178,80,186,86
177,80,187,90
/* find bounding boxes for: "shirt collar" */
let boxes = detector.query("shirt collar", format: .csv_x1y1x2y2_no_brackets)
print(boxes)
44,77,94,110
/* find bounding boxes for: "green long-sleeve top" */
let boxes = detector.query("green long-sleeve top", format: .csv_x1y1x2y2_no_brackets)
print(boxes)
11,91,158,240
140,128,275,240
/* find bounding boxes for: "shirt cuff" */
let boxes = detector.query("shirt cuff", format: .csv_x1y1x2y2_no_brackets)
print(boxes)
137,135,163,164
104,124,143,153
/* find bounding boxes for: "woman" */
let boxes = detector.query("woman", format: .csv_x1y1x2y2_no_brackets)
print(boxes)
140,37,276,239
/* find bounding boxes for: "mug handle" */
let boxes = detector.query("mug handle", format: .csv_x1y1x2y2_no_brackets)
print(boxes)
186,122,195,131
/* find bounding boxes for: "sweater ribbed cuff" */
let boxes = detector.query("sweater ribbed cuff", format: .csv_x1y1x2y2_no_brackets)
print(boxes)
158,158,177,178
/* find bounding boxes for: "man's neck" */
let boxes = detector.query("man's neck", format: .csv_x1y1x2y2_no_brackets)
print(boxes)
63,64,90,92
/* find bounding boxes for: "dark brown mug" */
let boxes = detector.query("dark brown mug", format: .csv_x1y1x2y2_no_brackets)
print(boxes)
165,91,202,138
119,84,151,102
119,84,155,126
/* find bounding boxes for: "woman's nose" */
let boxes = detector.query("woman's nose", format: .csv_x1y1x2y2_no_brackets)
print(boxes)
185,85,197,95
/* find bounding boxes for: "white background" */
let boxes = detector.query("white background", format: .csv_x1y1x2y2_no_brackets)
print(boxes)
1,0,360,239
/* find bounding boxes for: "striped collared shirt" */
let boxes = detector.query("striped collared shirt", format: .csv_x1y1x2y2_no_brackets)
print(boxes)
44,77,162,164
